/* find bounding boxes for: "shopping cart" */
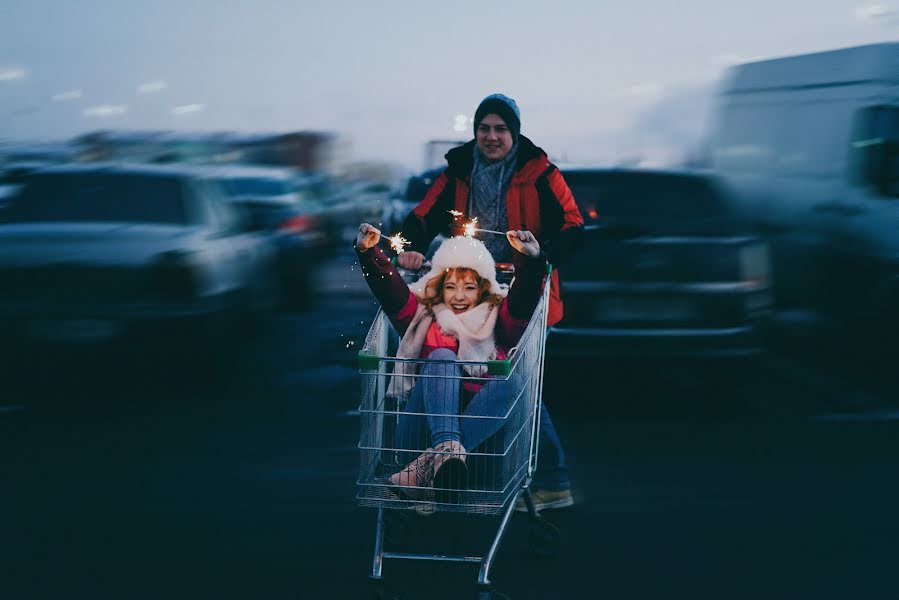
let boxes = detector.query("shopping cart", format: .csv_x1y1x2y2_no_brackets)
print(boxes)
356,263,560,586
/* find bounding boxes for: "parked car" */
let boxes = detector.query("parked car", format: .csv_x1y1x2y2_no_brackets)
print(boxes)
214,165,329,308
2,143,79,171
0,175,22,211
548,168,773,394
381,167,443,235
343,179,393,226
707,42,899,348
293,171,370,244
0,164,279,350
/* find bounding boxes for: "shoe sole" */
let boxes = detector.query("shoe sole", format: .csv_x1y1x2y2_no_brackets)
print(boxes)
514,495,575,512
382,485,436,515
433,458,467,504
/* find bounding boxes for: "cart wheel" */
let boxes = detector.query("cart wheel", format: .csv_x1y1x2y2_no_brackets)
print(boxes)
527,518,561,557
384,510,410,545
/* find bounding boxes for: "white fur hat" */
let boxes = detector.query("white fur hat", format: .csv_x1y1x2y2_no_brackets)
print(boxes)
409,236,507,299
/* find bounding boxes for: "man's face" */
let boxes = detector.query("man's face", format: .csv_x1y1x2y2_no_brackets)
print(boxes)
442,270,480,314
476,114,514,162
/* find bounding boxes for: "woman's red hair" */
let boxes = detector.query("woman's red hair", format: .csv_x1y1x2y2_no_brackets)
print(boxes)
421,267,503,312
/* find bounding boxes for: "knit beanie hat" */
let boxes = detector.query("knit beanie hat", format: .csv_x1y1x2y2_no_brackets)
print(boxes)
409,236,507,299
473,93,521,141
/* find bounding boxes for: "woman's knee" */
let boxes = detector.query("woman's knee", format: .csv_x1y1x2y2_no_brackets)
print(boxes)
421,348,459,377
427,348,458,361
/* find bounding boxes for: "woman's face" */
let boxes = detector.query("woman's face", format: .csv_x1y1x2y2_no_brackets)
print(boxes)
476,114,513,162
442,270,481,314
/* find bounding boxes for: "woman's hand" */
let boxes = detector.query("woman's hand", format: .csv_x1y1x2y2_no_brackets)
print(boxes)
355,223,381,252
506,230,541,258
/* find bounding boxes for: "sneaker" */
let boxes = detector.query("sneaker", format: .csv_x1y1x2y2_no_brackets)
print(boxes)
389,449,436,501
432,440,467,504
514,487,574,512
413,502,436,516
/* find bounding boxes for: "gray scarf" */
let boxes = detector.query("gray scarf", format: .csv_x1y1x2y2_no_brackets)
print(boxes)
469,142,518,262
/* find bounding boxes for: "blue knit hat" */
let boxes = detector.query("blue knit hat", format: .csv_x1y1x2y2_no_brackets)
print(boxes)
474,93,521,141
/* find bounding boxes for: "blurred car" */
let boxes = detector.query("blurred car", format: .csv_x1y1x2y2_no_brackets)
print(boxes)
214,165,329,308
381,167,443,235
2,143,79,172
0,175,23,211
342,179,392,227
293,171,371,244
549,168,773,392
709,44,899,352
0,164,279,348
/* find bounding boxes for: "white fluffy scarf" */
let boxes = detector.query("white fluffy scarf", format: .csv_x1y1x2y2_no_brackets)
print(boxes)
387,301,499,399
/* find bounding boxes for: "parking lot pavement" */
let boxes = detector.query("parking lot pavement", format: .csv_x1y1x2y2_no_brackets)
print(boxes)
1,248,898,599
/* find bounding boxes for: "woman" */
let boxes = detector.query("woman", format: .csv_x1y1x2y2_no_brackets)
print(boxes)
355,223,545,502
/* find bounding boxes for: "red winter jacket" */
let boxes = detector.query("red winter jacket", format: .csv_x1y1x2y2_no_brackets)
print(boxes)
400,136,583,326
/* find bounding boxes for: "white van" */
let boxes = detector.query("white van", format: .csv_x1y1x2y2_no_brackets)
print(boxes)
707,43,899,334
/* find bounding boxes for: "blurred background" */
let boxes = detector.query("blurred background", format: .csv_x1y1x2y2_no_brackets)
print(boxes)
1,2,898,599
2,1,896,167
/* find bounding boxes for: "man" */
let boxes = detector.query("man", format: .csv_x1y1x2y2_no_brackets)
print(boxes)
397,93,584,510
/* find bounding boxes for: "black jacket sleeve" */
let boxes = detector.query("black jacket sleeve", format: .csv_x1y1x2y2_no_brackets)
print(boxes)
506,253,549,320
355,245,411,316
535,167,585,266
401,172,455,255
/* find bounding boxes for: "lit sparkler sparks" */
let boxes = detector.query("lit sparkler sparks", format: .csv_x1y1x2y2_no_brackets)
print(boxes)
462,216,506,237
450,211,508,238
387,233,411,254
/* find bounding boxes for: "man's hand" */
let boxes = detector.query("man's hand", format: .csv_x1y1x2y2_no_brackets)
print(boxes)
397,251,425,270
355,223,381,252
506,230,541,258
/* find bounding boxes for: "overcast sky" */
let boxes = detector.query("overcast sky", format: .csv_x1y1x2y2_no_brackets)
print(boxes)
1,0,896,168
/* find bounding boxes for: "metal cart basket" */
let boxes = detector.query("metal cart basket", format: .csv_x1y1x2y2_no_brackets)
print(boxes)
357,265,558,586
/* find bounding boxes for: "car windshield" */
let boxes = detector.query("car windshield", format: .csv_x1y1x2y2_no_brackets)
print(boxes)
227,177,292,197
563,171,725,224
3,173,187,224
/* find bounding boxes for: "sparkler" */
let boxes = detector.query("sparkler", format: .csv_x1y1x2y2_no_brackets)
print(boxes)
387,233,411,254
449,211,507,238
463,217,506,237
470,227,507,236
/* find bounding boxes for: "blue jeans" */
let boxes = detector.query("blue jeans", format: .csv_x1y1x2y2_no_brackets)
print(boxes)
394,349,512,452
533,402,571,492
394,348,570,491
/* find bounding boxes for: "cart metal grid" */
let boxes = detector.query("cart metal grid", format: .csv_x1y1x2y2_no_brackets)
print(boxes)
356,265,557,585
